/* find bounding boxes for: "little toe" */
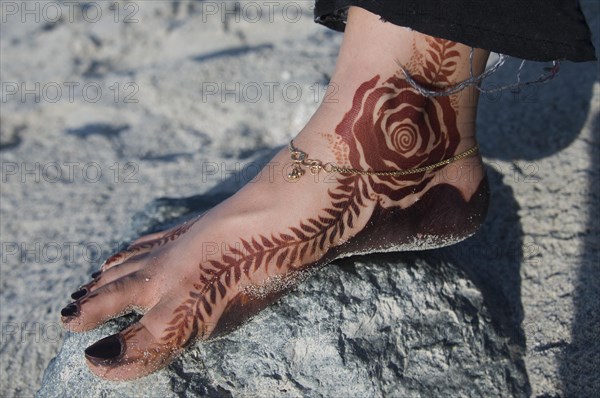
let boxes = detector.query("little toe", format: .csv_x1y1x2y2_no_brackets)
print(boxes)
62,271,155,332
101,239,163,270
102,247,145,270
101,250,135,271
127,230,170,248
86,254,148,293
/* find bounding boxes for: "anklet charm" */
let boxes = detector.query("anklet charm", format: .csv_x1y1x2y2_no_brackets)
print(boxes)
287,140,479,180
288,144,335,180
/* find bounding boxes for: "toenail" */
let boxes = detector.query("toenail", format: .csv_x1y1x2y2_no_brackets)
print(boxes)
91,271,101,278
70,288,87,300
85,334,123,363
60,303,79,317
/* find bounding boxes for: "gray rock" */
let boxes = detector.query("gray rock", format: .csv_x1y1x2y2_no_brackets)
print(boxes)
38,242,528,397
37,161,531,397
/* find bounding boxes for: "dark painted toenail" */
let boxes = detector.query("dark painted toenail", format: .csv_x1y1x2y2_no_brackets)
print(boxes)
60,304,79,317
85,335,123,362
91,271,101,278
70,288,87,300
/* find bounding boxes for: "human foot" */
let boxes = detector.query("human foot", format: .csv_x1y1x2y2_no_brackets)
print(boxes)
60,7,490,380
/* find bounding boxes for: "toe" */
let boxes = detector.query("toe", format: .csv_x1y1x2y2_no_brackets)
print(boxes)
87,255,147,293
70,254,147,298
84,303,183,380
101,215,203,271
62,271,155,332
101,237,167,270
101,243,154,271
127,230,169,248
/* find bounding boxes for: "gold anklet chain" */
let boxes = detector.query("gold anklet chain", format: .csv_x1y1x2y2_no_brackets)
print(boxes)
287,140,479,180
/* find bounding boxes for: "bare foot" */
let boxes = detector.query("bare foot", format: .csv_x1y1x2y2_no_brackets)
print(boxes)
61,7,490,380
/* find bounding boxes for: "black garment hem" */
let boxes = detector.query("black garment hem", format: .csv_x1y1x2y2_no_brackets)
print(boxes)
314,1,597,62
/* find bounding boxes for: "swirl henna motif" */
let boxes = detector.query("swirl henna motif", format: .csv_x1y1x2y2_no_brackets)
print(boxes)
337,75,460,204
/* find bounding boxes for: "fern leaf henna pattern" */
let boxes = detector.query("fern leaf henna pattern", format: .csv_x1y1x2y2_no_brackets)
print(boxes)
163,173,370,344
71,37,490,380
421,38,461,84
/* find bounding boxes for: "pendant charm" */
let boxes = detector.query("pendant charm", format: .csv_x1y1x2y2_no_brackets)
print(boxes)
288,164,305,180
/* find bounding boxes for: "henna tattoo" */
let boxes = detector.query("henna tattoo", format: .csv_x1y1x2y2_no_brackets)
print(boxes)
162,174,368,346
336,73,460,204
83,38,488,376
422,38,461,84
157,39,472,350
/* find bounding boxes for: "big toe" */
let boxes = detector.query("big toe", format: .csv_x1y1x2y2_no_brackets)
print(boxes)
85,320,177,380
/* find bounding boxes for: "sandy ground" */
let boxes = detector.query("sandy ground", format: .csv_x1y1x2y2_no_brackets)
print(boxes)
1,1,598,396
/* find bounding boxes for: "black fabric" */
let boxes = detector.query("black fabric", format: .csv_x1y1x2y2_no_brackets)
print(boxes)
314,0,596,62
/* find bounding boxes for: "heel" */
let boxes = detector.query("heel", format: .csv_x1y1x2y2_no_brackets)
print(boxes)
333,175,490,256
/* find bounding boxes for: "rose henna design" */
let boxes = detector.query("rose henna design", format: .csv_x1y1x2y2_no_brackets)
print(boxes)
61,33,490,381
337,73,461,205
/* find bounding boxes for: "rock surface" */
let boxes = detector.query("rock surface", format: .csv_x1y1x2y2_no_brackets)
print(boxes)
33,166,536,397
38,236,528,397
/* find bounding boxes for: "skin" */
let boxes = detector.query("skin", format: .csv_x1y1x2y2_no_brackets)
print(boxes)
61,7,491,380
